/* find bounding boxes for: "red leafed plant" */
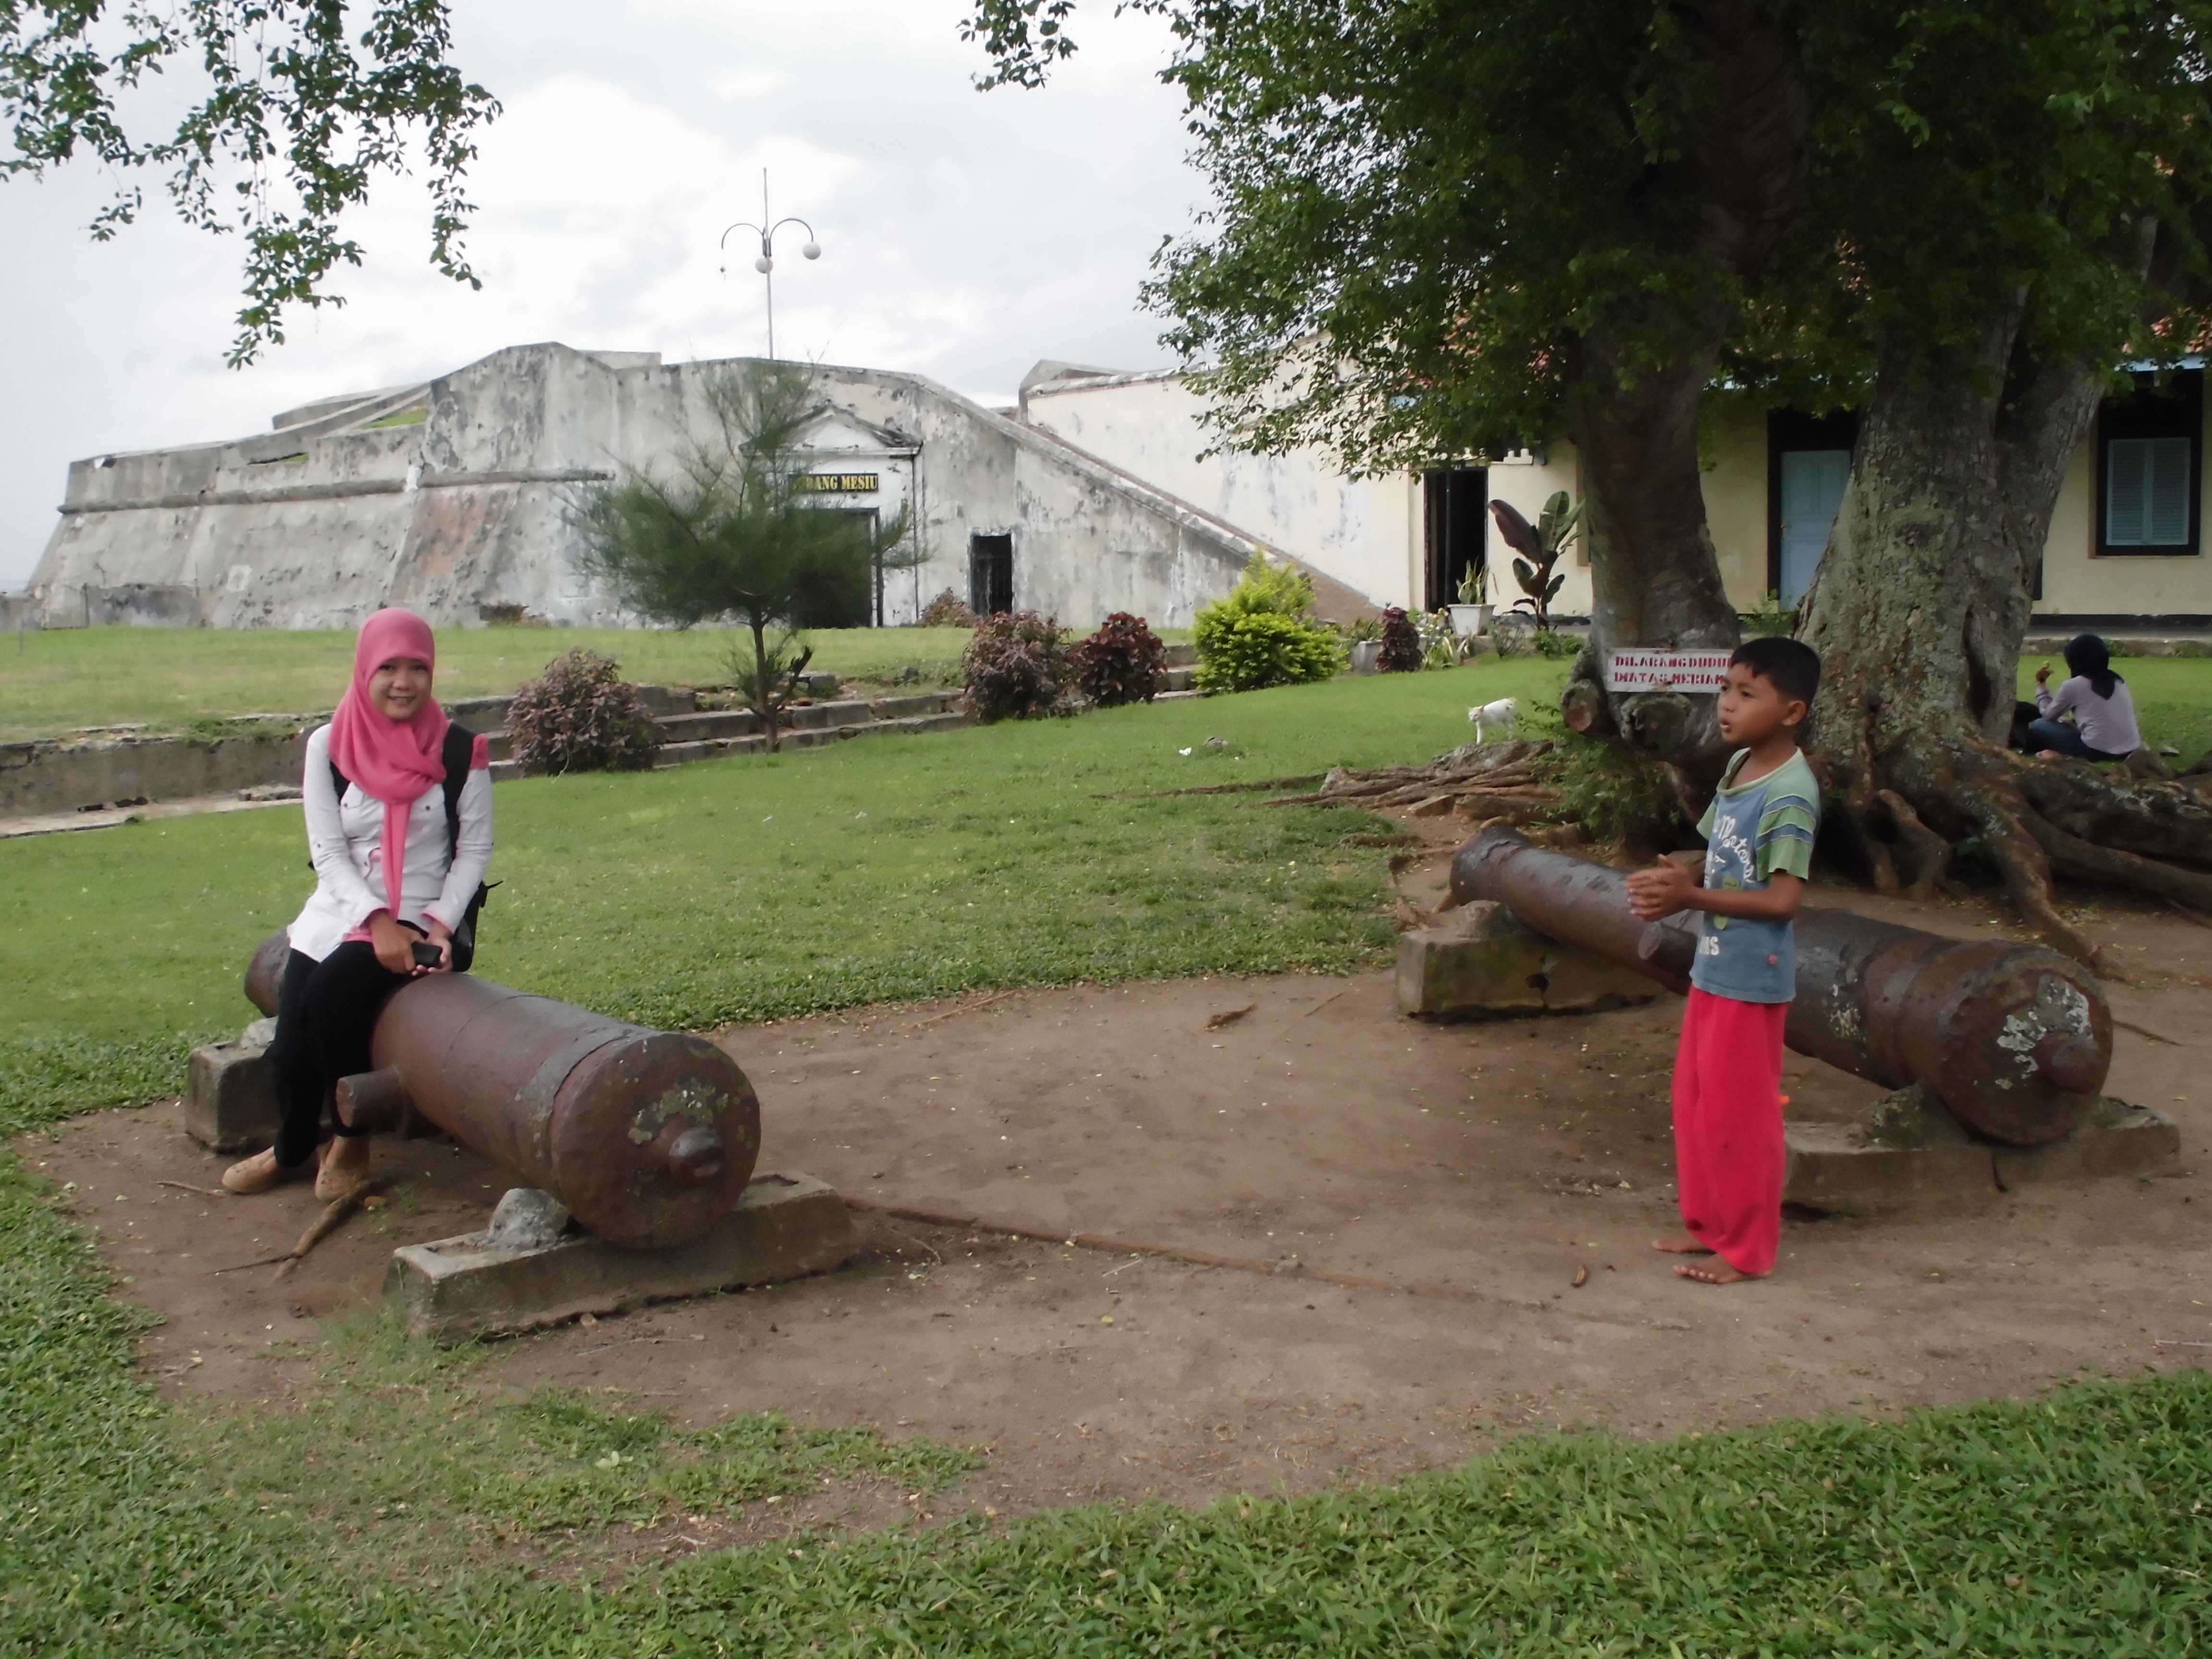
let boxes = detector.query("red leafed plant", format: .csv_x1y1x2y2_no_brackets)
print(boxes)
962,611,1076,722
1376,606,1425,672
505,649,663,775
1073,612,1168,707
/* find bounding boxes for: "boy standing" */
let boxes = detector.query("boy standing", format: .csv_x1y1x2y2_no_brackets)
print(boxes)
1626,637,1822,1285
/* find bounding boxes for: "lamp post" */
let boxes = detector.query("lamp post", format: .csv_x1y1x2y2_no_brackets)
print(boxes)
719,168,820,361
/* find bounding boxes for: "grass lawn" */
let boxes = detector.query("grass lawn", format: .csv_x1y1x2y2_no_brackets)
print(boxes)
7,661,2212,1651
0,625,993,741
0,660,1572,1119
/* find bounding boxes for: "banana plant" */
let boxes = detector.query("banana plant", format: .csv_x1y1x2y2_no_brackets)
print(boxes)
1487,491,1582,633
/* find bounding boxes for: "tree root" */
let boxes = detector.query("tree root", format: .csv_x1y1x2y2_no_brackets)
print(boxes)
1955,781,2107,974
2017,811,2212,914
1875,789,1954,901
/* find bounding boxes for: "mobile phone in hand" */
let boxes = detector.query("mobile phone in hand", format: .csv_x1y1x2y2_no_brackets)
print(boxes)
409,940,443,970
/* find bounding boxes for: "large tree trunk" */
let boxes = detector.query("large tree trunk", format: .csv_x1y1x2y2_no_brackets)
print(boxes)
1802,312,2212,970
1563,324,1745,774
1557,0,1805,781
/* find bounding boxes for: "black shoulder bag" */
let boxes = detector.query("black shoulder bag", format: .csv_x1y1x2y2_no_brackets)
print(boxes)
326,721,493,971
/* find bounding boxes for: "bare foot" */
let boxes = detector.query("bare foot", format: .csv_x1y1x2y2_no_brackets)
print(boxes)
2037,749,2063,760
1675,1260,1764,1285
1651,1233,1714,1255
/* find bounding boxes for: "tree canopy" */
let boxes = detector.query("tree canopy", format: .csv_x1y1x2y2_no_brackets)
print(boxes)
969,0,2212,471
2,0,496,364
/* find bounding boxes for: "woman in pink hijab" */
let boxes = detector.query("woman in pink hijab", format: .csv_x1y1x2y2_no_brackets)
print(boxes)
224,609,494,1196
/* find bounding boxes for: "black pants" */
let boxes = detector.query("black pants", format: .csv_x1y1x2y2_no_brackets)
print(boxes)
268,943,413,1168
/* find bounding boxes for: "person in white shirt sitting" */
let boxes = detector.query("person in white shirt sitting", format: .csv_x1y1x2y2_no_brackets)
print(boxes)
2031,633,2141,764
223,609,493,1196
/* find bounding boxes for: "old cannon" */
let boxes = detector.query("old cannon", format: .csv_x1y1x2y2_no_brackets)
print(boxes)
243,932,761,1250
1450,828,2111,1147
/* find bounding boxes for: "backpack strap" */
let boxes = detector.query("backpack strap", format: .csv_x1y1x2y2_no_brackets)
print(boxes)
328,721,477,862
439,722,475,860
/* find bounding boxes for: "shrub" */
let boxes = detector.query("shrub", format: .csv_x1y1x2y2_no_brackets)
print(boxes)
1532,627,1581,660
1074,612,1168,707
1195,610,1345,692
1547,731,1687,847
1377,607,1424,672
962,611,1076,722
919,589,978,627
506,649,663,776
1194,555,1345,692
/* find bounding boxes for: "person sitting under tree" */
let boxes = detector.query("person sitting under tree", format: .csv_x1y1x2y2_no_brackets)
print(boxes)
2029,633,2140,763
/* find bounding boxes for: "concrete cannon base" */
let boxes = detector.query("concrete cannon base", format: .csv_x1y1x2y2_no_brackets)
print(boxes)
1783,1087,2181,1216
1396,901,1663,1020
184,1020,280,1152
386,1170,859,1344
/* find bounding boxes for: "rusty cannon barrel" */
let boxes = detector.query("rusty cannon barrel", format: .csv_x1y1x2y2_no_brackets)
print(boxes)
244,934,760,1249
1451,827,2111,1147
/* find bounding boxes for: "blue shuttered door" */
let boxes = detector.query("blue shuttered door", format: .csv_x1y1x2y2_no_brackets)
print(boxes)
2105,435,2192,547
1779,449,1851,605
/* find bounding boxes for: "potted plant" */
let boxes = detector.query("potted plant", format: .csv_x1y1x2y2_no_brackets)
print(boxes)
1342,614,1385,674
1447,561,1491,638
1488,490,1582,635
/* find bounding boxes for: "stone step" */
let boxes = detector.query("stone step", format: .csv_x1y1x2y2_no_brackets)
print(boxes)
1163,641,1198,668
483,692,965,762
1162,665,1197,692
490,703,974,783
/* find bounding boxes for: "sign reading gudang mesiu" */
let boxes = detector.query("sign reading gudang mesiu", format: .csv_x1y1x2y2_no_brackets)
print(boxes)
1602,649,1736,692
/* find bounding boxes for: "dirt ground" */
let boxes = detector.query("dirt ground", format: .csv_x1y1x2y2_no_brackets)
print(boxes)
27,838,2212,1534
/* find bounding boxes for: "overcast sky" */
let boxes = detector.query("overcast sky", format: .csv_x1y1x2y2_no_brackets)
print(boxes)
0,0,1203,589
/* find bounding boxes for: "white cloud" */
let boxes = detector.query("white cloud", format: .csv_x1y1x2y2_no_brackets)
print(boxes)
710,66,787,100
0,0,1206,586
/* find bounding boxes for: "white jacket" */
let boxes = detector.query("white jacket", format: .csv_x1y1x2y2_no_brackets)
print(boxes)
286,723,495,962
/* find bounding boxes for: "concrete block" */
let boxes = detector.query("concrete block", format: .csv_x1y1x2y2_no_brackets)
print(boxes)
1397,900,1663,1019
1785,1088,2182,1214
1994,1097,2181,1187
185,1041,280,1153
385,1170,858,1343
1783,1121,1997,1215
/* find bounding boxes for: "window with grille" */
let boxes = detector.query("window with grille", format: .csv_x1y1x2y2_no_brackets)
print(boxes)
2097,371,2200,557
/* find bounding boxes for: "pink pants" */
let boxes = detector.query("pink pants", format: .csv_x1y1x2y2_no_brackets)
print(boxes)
1671,988,1789,1276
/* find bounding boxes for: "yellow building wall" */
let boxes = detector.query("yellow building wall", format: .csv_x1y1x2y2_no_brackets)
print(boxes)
2033,412,2211,617
1702,402,1773,610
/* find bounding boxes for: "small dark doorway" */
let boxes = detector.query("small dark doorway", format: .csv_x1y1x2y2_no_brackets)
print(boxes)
789,509,878,628
969,533,1014,615
1423,468,1488,611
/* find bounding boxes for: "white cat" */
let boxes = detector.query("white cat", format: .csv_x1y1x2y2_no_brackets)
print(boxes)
1468,697,1518,744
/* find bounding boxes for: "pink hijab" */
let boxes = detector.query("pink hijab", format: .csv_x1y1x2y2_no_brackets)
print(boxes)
328,609,449,920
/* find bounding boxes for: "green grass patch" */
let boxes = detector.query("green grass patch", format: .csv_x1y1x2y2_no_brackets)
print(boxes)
0,625,986,740
0,662,1569,1128
7,660,2212,1650
0,623,1184,742
183,1312,978,1564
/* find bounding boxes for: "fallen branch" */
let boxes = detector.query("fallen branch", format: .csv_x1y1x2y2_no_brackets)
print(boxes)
901,988,1022,1033
157,1180,229,1199
1103,773,1324,800
210,1178,391,1275
2163,896,2212,932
